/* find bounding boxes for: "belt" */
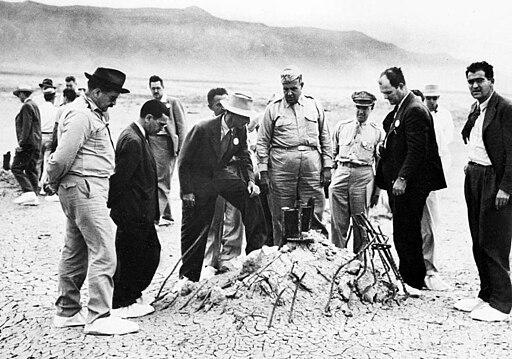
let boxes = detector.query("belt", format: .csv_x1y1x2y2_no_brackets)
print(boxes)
468,161,492,168
273,145,316,151
42,132,53,134
339,162,371,168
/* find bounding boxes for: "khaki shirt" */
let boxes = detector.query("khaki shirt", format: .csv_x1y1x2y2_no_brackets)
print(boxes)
256,94,333,171
47,95,115,183
333,119,382,166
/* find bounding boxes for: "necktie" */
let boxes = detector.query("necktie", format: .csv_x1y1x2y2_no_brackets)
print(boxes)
461,105,481,144
220,129,232,159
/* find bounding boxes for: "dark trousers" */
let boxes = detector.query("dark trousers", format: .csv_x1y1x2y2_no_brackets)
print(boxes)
180,170,268,282
465,163,512,314
388,188,429,289
113,223,161,308
11,147,40,193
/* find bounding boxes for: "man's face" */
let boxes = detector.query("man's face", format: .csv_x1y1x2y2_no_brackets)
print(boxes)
379,76,404,105
145,114,168,135
226,112,249,129
425,96,439,112
150,81,164,101
467,70,493,102
282,79,303,105
65,81,77,90
356,106,372,123
16,92,28,103
209,94,228,116
94,90,120,112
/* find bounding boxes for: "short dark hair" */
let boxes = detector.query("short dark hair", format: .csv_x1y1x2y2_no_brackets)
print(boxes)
466,61,494,80
43,92,56,102
149,75,164,87
411,89,425,101
63,88,77,102
207,88,228,106
140,99,169,118
65,76,76,83
380,67,406,88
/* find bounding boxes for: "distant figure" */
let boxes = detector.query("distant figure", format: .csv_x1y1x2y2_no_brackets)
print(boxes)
47,67,138,335
177,93,267,287
329,91,382,253
148,75,186,226
454,61,512,322
203,88,244,277
108,100,168,318
376,67,446,296
11,85,41,206
257,66,333,245
65,75,78,91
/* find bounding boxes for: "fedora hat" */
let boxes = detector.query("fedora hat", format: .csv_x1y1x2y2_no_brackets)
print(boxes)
39,78,55,89
220,93,254,118
423,84,441,97
13,85,33,96
84,67,130,94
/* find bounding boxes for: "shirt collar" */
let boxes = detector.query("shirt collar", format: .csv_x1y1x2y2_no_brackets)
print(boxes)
134,120,146,138
283,94,305,108
160,93,168,103
221,114,230,134
478,91,494,112
396,91,410,112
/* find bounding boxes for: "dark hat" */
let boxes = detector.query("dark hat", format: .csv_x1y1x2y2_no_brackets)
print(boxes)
84,67,130,94
39,78,55,89
352,91,376,107
140,99,170,118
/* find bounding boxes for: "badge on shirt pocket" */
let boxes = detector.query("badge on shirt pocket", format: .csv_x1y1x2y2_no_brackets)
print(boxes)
233,137,239,146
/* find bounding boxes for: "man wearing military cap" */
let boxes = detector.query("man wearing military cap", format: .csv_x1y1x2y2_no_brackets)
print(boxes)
257,66,333,246
329,91,382,253
46,67,139,335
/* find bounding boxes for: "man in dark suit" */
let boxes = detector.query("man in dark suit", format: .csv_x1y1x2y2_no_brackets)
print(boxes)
177,93,267,285
454,61,512,322
376,67,446,294
108,99,169,318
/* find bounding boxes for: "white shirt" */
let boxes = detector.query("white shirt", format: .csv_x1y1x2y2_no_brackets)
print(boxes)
431,106,454,170
221,114,231,139
156,93,169,135
468,94,493,166
38,100,59,133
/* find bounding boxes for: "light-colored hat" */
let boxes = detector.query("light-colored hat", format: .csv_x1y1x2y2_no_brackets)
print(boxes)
280,65,302,83
13,85,33,96
220,93,254,118
43,87,56,94
423,84,441,97
352,91,376,107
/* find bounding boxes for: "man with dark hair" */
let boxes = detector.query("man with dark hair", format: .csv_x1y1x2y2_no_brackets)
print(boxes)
11,85,41,205
376,67,446,295
46,67,138,335
65,76,77,91
148,75,186,225
455,61,512,322
108,99,169,318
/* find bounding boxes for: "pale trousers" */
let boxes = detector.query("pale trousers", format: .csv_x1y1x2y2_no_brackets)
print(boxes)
329,165,374,253
149,135,176,220
56,175,116,323
37,133,53,189
204,196,244,268
421,191,440,274
268,147,325,246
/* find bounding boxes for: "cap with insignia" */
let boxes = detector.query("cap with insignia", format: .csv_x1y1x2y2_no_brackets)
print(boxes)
352,91,376,107
280,65,302,84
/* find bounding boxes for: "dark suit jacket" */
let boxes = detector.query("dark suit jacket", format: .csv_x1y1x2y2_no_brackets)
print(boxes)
178,115,255,198
463,92,512,194
15,99,41,149
108,123,159,226
376,92,446,192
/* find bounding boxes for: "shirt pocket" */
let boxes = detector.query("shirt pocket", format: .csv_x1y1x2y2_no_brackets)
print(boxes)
274,116,295,137
356,140,376,163
304,111,319,140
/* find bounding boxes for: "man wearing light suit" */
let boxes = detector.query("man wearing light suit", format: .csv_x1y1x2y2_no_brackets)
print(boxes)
177,93,267,285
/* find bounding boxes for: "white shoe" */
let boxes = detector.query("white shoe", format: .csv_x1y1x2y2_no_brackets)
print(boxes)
45,194,60,202
424,273,451,291
84,316,139,335
470,303,509,322
13,192,39,206
136,294,155,306
111,302,154,319
399,283,423,297
201,265,217,280
454,297,485,312
53,307,87,328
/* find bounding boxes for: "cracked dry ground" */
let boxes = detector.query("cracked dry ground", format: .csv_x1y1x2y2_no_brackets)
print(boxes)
1,143,512,359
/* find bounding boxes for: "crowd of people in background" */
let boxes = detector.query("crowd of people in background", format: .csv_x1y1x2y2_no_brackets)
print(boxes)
7,60,512,335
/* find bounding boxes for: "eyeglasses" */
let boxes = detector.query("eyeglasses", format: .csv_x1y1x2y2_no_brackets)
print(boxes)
425,96,439,100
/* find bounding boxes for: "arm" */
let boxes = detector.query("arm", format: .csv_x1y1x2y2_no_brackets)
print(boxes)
235,127,255,183
316,101,334,169
108,136,141,208
331,122,341,168
397,107,428,181
498,103,512,196
171,98,186,151
18,103,35,148
256,105,274,173
178,125,201,198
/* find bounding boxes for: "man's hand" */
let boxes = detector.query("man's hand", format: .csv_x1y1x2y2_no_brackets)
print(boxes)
43,181,57,196
495,189,510,210
392,177,407,196
259,171,270,194
15,146,23,153
321,168,332,187
247,181,260,198
370,189,381,208
182,193,196,208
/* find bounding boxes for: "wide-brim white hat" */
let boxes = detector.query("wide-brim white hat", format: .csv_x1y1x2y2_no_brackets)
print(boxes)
220,92,254,118
423,84,441,97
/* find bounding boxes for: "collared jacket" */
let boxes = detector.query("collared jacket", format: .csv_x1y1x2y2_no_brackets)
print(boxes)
150,96,186,157
15,98,41,150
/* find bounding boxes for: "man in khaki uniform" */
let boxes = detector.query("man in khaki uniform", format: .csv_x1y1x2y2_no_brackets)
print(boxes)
257,66,333,245
329,91,382,253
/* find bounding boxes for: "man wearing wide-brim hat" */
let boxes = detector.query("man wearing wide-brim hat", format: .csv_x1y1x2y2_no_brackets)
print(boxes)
177,92,268,288
11,85,42,205
46,67,138,335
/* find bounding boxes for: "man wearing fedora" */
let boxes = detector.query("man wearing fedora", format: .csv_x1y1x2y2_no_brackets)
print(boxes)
46,67,138,335
11,85,41,205
420,84,454,291
257,66,333,246
177,93,267,286
329,91,382,253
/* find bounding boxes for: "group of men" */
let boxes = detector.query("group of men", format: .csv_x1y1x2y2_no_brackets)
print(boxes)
9,59,512,338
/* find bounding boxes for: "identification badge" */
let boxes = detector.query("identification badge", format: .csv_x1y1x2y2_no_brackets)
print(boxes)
233,137,239,145
394,120,400,128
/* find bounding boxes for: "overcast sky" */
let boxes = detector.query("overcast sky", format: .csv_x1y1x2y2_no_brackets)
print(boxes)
6,0,512,69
